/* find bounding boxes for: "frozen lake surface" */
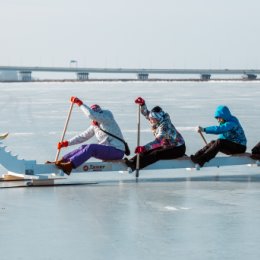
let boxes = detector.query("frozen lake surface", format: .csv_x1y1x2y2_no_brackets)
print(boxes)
0,81,259,260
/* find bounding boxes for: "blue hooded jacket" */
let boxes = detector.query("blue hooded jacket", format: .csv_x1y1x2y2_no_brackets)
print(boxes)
204,106,247,146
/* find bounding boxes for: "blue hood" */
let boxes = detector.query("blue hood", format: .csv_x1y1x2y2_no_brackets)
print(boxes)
205,105,247,146
214,106,232,121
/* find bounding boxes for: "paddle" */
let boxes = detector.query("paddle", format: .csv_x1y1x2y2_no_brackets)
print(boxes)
0,132,9,140
198,130,208,145
135,105,141,179
55,102,74,162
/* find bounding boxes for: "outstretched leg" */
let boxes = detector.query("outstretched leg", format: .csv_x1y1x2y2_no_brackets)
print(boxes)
57,144,124,175
125,145,186,171
66,144,124,168
191,139,246,167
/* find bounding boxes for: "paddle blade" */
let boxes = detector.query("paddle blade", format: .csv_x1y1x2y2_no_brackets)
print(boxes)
0,133,9,140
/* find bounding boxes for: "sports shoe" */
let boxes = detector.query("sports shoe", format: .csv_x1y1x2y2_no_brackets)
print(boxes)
127,167,133,174
45,159,64,164
123,158,135,172
55,161,73,175
190,155,205,167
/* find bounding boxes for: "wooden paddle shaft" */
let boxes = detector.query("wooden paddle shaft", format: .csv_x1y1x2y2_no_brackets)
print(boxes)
55,102,74,161
199,130,208,145
135,105,141,178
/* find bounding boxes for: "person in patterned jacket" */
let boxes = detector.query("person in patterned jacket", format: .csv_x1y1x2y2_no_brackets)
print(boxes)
190,105,247,167
124,97,186,172
53,96,125,175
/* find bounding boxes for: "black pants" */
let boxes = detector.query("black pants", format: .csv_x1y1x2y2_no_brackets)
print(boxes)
252,142,260,154
129,144,186,170
193,139,246,165
251,142,260,160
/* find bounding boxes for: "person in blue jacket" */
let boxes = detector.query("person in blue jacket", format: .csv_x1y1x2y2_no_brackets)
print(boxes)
190,105,247,167
251,142,260,160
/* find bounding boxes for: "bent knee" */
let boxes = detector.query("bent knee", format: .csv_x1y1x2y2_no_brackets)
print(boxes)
82,144,96,152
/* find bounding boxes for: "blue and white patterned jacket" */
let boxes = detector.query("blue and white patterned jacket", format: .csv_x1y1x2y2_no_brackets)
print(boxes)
141,104,185,151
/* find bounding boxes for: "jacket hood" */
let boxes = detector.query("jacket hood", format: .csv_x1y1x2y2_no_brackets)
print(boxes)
214,105,232,121
149,106,166,122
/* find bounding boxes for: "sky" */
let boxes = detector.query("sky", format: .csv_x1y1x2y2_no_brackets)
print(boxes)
0,0,260,69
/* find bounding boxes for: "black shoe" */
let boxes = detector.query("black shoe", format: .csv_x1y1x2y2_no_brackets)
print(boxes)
197,161,205,167
123,158,135,171
190,155,205,167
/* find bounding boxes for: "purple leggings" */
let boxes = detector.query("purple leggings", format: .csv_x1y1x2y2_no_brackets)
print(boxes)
62,144,124,168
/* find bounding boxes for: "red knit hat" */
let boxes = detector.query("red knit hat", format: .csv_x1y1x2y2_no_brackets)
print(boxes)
90,104,102,112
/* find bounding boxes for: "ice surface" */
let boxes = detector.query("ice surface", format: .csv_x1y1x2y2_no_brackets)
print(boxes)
0,81,259,260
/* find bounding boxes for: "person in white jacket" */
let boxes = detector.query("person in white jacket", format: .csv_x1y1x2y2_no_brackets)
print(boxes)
55,96,125,175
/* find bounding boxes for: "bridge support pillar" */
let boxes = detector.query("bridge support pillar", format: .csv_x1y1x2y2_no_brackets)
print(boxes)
19,71,32,81
201,74,211,80
77,72,89,81
137,73,149,80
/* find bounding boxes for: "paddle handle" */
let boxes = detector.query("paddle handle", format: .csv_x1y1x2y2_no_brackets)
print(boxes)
55,102,74,162
135,105,141,178
199,130,208,145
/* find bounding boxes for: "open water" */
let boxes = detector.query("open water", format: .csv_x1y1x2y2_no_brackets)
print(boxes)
0,81,259,260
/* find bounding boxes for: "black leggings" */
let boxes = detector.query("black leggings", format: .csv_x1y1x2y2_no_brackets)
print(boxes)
252,142,260,154
129,144,186,170
193,139,246,164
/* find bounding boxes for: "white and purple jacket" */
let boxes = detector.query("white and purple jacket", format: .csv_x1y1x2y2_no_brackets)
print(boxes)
67,104,125,151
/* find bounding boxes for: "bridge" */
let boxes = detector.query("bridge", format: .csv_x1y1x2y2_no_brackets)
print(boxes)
0,65,260,81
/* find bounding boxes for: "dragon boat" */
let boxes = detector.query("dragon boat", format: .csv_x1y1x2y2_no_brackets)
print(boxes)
0,141,259,186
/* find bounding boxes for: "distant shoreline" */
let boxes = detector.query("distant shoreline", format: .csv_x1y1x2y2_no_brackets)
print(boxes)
1,78,260,83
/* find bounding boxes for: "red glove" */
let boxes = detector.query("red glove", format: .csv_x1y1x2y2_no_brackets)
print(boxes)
135,97,145,106
135,146,146,154
57,140,69,150
91,120,99,126
71,96,83,106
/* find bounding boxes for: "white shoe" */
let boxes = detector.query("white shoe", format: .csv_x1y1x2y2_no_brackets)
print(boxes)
195,164,201,171
127,167,133,174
